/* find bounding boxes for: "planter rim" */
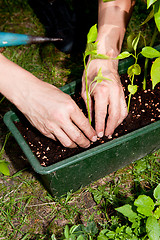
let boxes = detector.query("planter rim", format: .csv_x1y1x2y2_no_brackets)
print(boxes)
4,110,160,175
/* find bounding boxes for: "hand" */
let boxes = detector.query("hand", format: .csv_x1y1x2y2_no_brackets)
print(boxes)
20,80,97,148
0,54,97,149
81,58,128,138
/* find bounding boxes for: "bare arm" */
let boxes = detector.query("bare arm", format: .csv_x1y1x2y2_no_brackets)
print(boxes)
97,0,136,56
0,53,97,148
82,0,136,138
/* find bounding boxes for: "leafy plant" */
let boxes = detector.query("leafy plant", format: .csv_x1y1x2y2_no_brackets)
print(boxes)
89,184,120,220
115,184,160,240
0,133,10,176
96,184,160,240
116,32,145,111
52,221,98,240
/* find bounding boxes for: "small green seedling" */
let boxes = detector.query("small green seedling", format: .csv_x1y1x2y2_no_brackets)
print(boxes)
0,133,10,176
83,24,111,124
116,32,143,111
117,31,160,111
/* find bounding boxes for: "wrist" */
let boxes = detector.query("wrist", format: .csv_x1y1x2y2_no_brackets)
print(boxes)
96,24,125,57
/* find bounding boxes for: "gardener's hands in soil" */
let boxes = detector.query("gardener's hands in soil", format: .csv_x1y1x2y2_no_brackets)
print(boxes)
0,54,97,148
21,83,97,148
81,58,128,138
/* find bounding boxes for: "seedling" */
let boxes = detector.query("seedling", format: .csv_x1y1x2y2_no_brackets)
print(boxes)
83,24,111,124
116,32,144,111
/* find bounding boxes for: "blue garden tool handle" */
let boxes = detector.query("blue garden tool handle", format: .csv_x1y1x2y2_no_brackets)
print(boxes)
0,32,62,47
0,32,29,47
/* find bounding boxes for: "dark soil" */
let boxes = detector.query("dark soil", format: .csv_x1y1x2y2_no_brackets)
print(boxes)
15,72,160,167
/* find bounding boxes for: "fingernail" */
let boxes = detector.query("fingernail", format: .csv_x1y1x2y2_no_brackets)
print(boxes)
84,143,91,148
107,135,112,139
98,132,103,138
92,135,97,142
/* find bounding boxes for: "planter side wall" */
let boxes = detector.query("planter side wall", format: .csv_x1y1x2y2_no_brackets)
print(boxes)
40,123,160,196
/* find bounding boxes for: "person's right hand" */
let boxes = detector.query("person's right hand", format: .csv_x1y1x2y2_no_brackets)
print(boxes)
0,54,97,148
19,80,97,149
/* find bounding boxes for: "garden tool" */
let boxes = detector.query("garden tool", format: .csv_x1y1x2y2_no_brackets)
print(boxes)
0,32,63,47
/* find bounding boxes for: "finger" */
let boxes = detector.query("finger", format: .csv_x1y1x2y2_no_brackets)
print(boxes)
62,120,91,148
105,91,121,137
43,132,57,141
119,96,128,124
25,115,57,142
46,122,77,148
71,108,97,143
94,90,109,138
53,127,77,148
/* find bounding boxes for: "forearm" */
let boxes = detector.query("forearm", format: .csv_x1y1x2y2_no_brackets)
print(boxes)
0,53,47,111
97,0,136,56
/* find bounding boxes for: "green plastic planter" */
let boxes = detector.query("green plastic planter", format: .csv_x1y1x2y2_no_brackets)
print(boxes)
3,49,160,197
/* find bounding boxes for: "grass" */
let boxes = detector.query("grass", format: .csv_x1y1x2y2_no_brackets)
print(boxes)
0,0,160,239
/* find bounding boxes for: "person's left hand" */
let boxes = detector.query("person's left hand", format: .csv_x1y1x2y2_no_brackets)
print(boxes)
81,58,128,138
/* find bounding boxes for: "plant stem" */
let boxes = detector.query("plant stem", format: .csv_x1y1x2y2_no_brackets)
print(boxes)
127,74,134,111
84,59,92,125
127,93,131,112
143,26,158,90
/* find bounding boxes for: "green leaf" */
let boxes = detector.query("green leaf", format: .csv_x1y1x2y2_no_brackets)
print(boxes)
93,68,112,84
134,195,154,216
70,225,81,234
116,204,138,222
125,226,132,235
51,233,57,240
77,235,85,240
90,53,110,60
116,51,131,59
141,9,154,25
85,42,97,54
146,216,160,240
97,235,108,240
103,0,115,2
154,206,160,219
128,85,138,95
0,161,10,176
141,47,160,58
134,159,148,173
127,64,141,77
151,57,160,89
154,1,160,32
64,225,70,239
90,189,103,204
0,133,10,159
87,24,97,44
105,230,115,238
84,221,98,236
147,0,158,9
154,184,160,201
132,32,141,52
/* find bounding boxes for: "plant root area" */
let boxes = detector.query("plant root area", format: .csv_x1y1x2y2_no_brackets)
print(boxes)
15,74,160,167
